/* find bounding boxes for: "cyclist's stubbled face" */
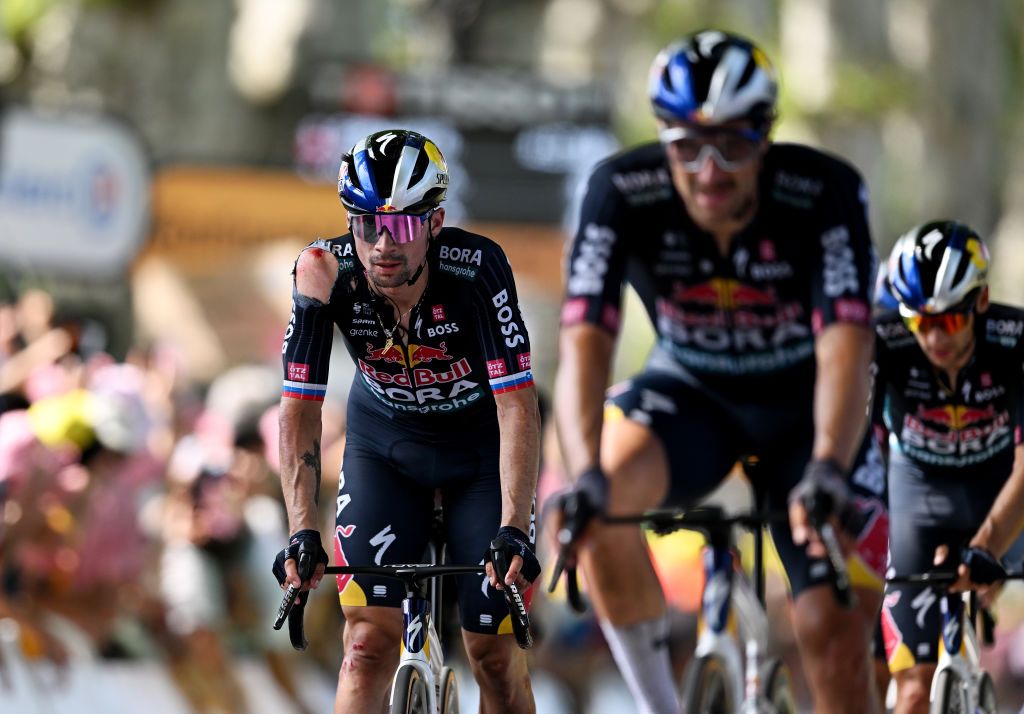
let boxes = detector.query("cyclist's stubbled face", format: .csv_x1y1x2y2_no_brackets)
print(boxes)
912,291,987,372
354,208,443,289
663,119,768,235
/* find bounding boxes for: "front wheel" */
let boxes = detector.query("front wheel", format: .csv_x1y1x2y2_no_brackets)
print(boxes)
976,671,997,714
682,654,734,714
929,668,968,714
759,658,797,714
440,666,459,714
390,665,430,714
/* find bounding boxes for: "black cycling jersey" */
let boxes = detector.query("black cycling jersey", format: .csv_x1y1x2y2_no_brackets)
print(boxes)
564,140,882,597
872,303,1024,475
280,226,535,631
562,141,876,399
875,302,1024,670
281,226,534,435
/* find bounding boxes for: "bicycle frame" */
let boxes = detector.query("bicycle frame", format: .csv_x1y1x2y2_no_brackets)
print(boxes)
930,591,984,710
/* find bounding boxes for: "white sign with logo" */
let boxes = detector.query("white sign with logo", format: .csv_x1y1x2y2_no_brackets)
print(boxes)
0,108,150,277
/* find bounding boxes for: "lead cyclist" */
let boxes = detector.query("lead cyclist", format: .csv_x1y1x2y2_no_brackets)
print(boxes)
552,30,886,714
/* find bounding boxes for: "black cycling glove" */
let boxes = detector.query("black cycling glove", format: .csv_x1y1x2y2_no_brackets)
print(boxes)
962,546,1008,585
490,526,541,584
789,458,851,526
272,529,329,586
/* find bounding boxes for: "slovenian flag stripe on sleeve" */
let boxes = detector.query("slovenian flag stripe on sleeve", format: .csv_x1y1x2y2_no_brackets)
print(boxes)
282,380,328,401
490,370,534,395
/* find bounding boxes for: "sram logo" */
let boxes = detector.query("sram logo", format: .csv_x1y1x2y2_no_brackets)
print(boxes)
492,289,526,348
427,322,460,337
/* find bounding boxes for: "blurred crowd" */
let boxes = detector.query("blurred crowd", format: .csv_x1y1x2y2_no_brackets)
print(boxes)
0,288,346,713
4,286,1024,713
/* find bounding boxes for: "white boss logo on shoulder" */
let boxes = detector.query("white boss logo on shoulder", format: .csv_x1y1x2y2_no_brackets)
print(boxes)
492,289,526,348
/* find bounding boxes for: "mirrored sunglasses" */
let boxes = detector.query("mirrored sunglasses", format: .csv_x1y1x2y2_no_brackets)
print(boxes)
349,210,434,245
659,126,765,172
898,303,973,334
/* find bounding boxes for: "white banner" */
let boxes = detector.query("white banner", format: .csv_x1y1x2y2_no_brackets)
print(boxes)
0,108,150,278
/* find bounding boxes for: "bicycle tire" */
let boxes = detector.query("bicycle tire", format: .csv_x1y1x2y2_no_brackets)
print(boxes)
929,668,968,714
682,654,734,714
439,666,459,714
390,665,430,714
759,658,797,714
977,671,998,714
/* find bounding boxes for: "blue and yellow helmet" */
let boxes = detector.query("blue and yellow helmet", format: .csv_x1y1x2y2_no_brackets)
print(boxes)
884,220,989,313
649,30,778,131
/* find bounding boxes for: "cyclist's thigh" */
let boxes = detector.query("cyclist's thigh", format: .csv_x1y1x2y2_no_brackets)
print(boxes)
334,432,434,608
605,371,739,507
442,456,518,636
883,520,972,670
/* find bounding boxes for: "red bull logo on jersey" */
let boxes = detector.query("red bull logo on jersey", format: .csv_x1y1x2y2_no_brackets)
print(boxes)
900,403,1012,465
362,341,454,368
672,278,776,311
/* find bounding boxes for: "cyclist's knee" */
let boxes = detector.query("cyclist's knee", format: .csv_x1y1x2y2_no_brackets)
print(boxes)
341,611,401,672
792,588,870,661
893,667,933,711
464,634,524,689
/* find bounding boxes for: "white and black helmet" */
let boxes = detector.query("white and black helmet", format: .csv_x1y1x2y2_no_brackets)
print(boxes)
649,30,778,131
338,129,449,215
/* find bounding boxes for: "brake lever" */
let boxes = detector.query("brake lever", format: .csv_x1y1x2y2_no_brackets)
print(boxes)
490,539,533,650
805,493,855,610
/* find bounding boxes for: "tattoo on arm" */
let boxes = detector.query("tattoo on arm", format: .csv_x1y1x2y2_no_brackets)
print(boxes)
301,438,322,505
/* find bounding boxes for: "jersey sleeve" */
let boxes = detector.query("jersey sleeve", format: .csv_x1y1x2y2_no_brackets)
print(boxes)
470,245,535,396
280,248,336,403
808,166,877,334
560,161,631,334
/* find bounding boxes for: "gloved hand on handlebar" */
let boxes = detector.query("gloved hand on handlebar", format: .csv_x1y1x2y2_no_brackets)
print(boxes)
788,458,853,556
555,466,609,536
272,528,330,590
487,526,540,591
961,546,1008,585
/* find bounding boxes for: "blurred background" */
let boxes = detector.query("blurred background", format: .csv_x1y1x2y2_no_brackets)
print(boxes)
2,0,1024,712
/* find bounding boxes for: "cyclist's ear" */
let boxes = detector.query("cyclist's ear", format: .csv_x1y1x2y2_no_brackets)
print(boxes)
429,207,445,238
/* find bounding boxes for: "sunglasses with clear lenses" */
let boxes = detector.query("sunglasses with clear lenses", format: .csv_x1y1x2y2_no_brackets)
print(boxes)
349,209,436,245
659,126,765,172
898,303,974,334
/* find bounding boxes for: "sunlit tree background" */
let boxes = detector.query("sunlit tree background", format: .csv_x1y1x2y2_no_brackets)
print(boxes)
3,1,1024,712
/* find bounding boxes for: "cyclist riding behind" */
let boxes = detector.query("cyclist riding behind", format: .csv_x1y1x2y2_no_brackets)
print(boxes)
273,130,541,714
552,29,886,714
872,221,1024,714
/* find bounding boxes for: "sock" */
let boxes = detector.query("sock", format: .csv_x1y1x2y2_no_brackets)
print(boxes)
599,615,680,714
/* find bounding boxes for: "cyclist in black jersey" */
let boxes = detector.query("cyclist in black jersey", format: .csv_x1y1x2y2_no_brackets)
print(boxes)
871,221,1023,714
273,129,541,713
552,30,884,713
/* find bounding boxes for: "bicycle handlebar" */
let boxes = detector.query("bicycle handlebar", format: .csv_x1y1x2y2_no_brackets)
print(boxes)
886,570,1024,585
548,507,789,614
273,560,533,651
